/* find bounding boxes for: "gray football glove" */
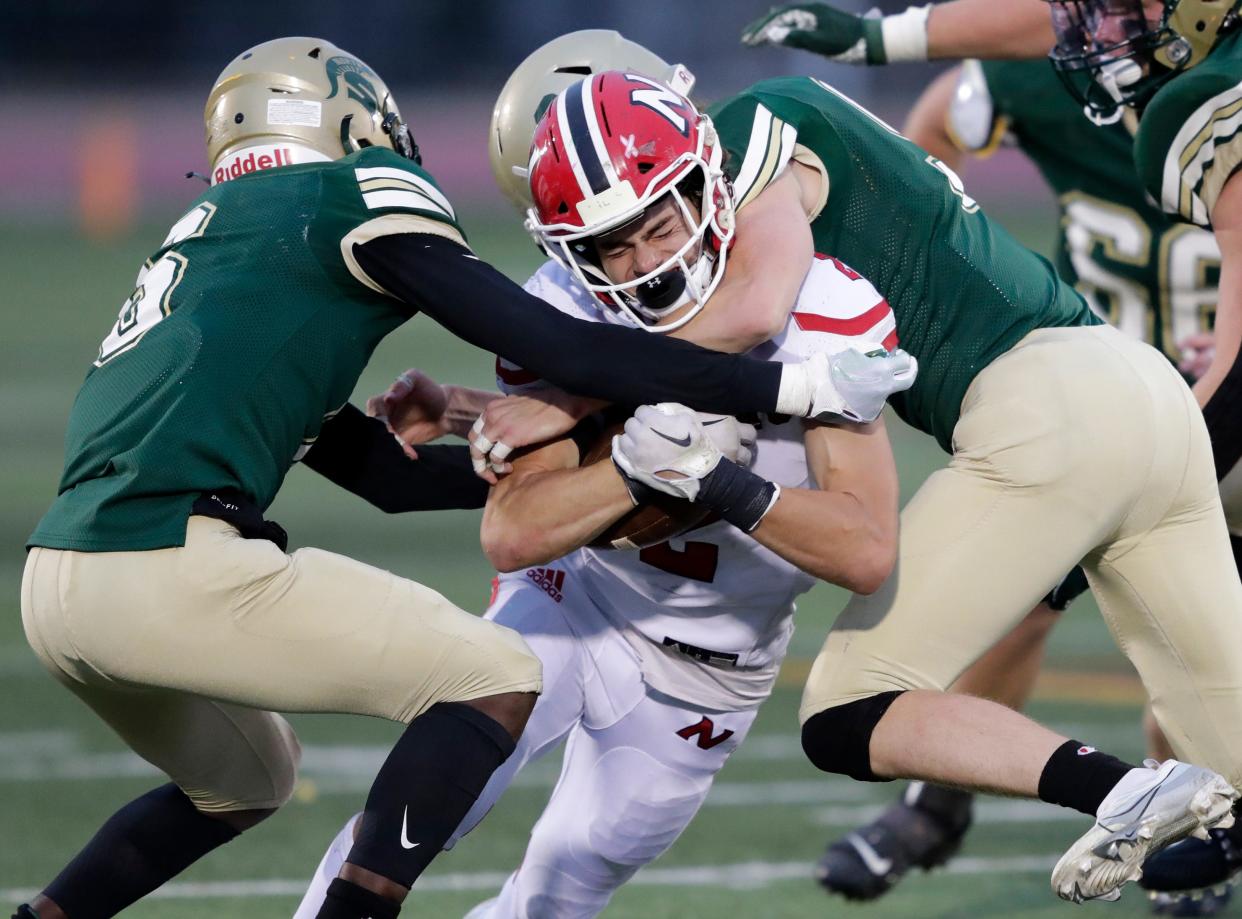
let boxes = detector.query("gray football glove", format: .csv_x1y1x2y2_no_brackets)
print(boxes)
741,3,931,65
777,347,918,424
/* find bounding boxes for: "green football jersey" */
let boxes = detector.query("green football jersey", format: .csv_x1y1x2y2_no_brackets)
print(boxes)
958,59,1219,364
30,146,465,552
709,77,1099,451
1135,27,1242,230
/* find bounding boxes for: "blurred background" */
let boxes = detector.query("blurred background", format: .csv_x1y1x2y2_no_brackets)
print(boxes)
1,2,1149,917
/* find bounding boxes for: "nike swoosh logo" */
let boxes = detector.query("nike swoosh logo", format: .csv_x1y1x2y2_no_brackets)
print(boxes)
400,806,420,850
652,428,692,447
700,417,725,426
846,833,893,876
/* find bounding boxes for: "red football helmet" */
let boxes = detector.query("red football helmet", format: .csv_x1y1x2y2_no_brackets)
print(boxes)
525,70,736,332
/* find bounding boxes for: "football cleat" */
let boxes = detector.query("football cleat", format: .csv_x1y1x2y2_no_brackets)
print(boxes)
1141,821,1242,894
1150,884,1234,917
815,782,973,901
1051,760,1239,904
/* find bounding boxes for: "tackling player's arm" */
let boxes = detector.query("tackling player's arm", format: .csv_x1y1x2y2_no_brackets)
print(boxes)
301,403,489,512
668,168,816,352
352,234,789,416
741,0,1053,63
478,426,633,572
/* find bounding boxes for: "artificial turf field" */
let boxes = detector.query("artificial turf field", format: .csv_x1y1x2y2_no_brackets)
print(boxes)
0,208,1220,917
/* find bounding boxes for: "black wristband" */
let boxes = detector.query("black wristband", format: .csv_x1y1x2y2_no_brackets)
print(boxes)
611,453,662,506
697,459,780,533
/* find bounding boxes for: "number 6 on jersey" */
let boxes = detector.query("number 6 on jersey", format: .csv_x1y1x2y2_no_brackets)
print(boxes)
96,203,217,366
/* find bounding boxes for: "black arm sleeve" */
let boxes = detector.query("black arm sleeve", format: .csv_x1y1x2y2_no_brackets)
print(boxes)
1203,350,1242,482
353,233,784,414
302,404,488,512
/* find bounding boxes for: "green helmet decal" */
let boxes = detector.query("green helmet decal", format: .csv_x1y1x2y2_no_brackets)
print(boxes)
325,55,381,114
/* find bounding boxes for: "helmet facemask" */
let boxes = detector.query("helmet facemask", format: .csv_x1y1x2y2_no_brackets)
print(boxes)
1048,0,1229,122
528,116,735,333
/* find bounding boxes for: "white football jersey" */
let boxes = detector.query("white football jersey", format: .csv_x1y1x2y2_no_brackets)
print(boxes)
497,255,897,708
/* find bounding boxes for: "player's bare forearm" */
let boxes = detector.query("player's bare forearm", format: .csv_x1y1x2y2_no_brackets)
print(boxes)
670,169,813,352
1193,177,1242,406
480,439,633,571
925,0,1053,60
750,420,898,593
903,67,967,169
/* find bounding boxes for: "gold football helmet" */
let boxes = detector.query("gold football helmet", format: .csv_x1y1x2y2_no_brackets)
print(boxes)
205,37,417,174
488,30,695,211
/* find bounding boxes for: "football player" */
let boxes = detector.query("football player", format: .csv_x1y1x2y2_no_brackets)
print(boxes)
297,102,906,919
466,60,1242,905
745,0,1242,906
11,36,918,919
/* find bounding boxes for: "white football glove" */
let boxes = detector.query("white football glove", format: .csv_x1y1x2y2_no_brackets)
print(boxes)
698,413,758,468
611,404,724,502
776,347,918,424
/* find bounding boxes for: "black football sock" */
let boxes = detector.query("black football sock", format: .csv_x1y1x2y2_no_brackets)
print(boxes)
43,783,239,919
342,702,516,890
315,878,401,919
1038,740,1137,817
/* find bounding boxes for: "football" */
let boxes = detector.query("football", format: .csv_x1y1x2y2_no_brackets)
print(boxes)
581,419,711,550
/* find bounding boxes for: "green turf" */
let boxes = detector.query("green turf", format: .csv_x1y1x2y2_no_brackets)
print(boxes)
0,204,1199,917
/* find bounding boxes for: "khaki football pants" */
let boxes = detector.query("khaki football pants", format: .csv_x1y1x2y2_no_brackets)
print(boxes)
801,324,1242,787
21,516,542,813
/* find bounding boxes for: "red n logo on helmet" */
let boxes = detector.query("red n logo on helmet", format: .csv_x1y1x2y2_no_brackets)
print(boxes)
624,73,692,137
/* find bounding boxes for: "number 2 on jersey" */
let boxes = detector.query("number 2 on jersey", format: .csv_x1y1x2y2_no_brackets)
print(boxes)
95,203,216,367
639,540,720,583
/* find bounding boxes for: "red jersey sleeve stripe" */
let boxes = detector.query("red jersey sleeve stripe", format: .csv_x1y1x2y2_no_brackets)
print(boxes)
495,357,542,386
792,300,893,337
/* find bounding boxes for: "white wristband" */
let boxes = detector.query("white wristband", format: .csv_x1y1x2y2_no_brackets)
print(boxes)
882,4,932,63
775,362,813,417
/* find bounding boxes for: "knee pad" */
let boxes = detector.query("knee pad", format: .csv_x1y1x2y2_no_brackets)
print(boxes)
801,691,904,781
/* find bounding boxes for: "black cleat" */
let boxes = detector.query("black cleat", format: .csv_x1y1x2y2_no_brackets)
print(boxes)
815,782,974,901
1141,822,1242,893
1141,819,1242,916
1150,884,1234,917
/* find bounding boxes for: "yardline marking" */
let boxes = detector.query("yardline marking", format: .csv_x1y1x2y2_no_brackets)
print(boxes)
0,853,1061,902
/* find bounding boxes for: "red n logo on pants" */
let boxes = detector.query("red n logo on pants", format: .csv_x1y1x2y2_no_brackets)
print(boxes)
676,716,734,750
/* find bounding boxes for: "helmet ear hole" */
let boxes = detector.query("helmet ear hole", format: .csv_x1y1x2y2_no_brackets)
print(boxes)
637,162,655,174
308,47,321,58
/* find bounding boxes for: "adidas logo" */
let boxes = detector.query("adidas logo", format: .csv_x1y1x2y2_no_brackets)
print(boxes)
525,567,565,603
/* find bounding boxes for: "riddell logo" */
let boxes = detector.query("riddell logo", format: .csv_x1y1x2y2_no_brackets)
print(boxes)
213,147,296,185
525,567,565,603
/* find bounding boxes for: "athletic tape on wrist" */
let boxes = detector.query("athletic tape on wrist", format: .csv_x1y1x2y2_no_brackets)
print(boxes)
775,362,812,417
698,459,781,533
881,4,931,62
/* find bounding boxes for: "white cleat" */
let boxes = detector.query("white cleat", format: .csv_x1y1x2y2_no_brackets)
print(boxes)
1051,760,1238,904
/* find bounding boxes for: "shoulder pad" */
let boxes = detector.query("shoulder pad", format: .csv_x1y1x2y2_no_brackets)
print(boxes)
947,61,1005,155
